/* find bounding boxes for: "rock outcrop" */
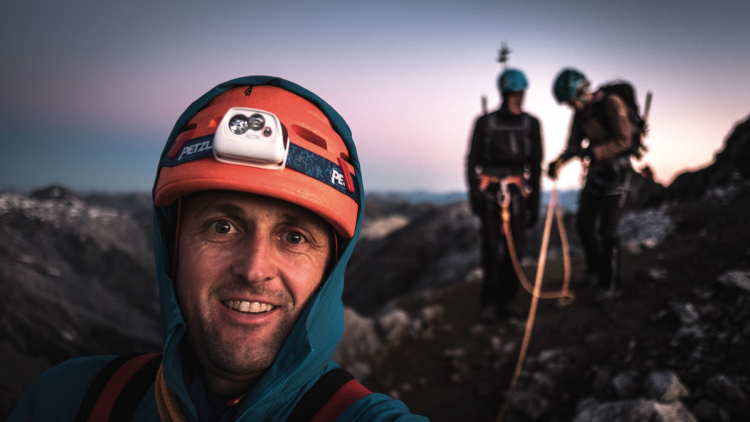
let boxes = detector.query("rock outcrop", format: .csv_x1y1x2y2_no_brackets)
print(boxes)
666,114,750,202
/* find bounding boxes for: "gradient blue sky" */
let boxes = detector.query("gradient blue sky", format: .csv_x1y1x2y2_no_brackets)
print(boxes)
2,0,748,193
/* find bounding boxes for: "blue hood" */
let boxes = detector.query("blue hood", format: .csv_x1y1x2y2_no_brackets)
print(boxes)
151,76,365,420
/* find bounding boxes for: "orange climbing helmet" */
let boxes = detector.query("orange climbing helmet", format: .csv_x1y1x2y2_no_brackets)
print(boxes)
153,77,362,239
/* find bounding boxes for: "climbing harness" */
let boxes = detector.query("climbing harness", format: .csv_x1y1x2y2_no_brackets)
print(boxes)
478,174,574,303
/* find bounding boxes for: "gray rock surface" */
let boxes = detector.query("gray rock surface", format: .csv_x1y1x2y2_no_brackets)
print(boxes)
705,374,748,403
612,369,641,399
573,399,697,422
692,400,730,422
643,371,690,403
377,308,411,347
334,307,383,380
717,269,750,293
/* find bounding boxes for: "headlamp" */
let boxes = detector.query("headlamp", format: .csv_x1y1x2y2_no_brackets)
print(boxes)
228,115,249,134
213,107,288,170
248,114,265,130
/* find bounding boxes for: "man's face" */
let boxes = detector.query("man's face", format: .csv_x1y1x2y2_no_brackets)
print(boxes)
503,91,525,114
568,98,586,111
175,191,332,385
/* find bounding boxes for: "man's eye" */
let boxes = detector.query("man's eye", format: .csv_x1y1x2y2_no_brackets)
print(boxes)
210,220,234,234
285,231,306,245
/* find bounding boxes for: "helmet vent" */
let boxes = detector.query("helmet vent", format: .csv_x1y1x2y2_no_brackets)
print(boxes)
179,123,198,134
290,124,327,150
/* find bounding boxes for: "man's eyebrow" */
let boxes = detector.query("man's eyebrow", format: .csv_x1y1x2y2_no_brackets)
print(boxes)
193,202,246,219
278,211,328,233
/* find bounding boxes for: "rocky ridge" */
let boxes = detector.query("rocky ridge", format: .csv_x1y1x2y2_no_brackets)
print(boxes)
2,114,749,420
0,187,160,417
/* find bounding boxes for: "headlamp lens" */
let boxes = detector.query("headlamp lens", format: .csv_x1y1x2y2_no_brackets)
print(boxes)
229,115,249,134
248,114,265,131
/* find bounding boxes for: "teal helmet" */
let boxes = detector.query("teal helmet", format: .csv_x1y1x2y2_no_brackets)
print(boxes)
553,68,589,104
498,68,528,93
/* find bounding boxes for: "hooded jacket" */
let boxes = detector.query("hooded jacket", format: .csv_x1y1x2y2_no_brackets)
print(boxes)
10,77,427,422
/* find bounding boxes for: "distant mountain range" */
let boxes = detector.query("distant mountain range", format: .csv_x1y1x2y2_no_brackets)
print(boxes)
367,189,580,211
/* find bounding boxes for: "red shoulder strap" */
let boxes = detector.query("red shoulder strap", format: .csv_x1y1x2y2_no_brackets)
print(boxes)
76,353,162,422
310,379,371,422
286,368,371,422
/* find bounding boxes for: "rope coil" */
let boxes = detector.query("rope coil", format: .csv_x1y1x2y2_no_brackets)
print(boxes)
493,181,573,422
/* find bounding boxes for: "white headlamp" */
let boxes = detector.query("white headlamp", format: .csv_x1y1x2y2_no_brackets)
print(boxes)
213,107,288,169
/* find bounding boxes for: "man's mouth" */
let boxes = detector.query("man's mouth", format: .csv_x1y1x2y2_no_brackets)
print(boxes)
223,300,275,314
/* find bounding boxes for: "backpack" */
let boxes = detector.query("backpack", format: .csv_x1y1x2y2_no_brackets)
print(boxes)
75,353,371,422
592,82,648,159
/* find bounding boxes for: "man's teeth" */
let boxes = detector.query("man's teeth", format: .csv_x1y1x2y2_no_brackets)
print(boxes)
225,300,274,313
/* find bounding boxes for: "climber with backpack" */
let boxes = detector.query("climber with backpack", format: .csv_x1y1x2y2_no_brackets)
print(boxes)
467,68,544,320
547,68,647,298
10,77,427,421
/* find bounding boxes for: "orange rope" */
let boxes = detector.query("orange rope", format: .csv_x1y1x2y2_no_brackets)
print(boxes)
502,184,574,303
495,185,573,422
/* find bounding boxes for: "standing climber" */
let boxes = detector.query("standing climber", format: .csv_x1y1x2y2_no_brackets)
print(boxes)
547,68,644,298
467,68,544,320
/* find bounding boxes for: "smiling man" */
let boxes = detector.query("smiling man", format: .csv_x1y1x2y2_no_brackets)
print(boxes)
175,191,334,397
10,77,427,421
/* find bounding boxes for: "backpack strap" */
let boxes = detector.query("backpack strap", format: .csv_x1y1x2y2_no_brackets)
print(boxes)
75,353,162,422
286,368,371,422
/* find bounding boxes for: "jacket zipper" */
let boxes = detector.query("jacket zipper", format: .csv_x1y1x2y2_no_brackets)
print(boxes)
233,347,313,421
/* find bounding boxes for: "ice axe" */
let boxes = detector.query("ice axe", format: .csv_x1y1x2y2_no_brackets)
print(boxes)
643,91,652,136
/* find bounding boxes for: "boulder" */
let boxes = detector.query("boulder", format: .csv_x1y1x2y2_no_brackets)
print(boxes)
692,400,730,422
377,308,411,347
705,374,748,403
665,115,750,202
334,307,383,377
505,390,550,420
717,270,750,293
643,371,689,403
612,369,641,399
574,399,697,422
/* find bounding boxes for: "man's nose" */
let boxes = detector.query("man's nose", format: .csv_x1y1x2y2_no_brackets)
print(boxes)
230,234,279,283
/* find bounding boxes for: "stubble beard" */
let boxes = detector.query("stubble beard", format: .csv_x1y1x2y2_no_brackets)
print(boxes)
188,284,296,381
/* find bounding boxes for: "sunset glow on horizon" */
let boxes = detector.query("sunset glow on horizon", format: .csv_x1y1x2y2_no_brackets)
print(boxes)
2,1,748,195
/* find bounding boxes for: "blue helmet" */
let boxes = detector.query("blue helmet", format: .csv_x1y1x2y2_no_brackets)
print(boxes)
498,68,528,93
553,68,589,104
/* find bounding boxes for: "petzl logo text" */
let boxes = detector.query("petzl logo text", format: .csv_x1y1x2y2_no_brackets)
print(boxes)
331,169,345,187
178,139,213,161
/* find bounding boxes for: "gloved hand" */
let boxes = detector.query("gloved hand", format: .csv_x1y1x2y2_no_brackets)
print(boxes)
547,159,561,180
578,146,594,159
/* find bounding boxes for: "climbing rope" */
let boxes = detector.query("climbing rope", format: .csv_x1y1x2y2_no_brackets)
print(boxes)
501,181,574,304
494,182,573,422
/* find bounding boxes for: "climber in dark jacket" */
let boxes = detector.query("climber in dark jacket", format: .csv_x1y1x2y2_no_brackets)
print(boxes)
467,68,543,320
548,68,635,296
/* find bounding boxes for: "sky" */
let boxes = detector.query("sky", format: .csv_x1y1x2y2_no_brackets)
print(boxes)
1,0,748,194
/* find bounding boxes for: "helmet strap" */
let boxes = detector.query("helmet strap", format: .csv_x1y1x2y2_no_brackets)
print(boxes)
170,197,183,280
